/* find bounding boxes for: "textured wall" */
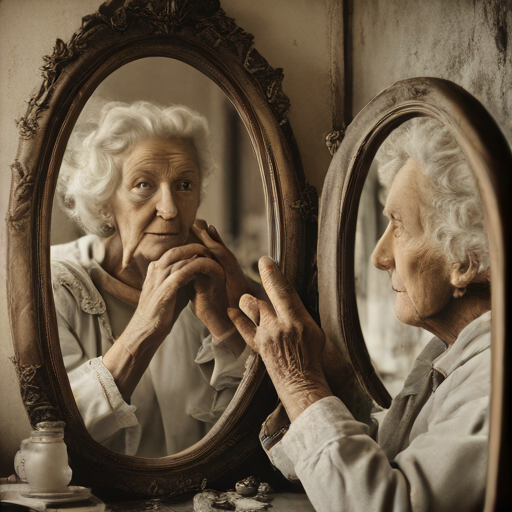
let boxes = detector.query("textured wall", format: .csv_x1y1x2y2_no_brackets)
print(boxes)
349,0,512,139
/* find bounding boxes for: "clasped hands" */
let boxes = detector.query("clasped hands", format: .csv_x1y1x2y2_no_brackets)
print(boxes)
105,223,251,399
130,223,251,351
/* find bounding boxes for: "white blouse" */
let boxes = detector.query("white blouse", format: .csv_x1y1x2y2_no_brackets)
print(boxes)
265,311,491,512
51,235,251,457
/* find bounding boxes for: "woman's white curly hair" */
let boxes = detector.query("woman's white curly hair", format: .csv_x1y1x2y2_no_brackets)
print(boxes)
58,101,216,237
375,117,489,272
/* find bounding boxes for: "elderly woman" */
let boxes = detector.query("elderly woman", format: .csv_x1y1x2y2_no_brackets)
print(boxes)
230,117,491,511
52,101,252,457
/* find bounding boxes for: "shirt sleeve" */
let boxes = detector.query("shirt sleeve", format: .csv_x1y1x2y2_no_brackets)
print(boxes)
53,282,141,454
274,353,489,512
195,331,253,391
68,357,140,449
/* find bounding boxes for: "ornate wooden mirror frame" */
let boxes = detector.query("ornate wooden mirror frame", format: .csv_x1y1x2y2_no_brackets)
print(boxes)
318,77,512,509
6,0,316,498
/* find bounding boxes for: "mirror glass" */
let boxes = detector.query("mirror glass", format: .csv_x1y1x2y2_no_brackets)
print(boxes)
355,117,490,398
50,57,266,457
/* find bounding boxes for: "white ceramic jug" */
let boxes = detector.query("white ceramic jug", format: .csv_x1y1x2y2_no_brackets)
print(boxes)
14,421,72,492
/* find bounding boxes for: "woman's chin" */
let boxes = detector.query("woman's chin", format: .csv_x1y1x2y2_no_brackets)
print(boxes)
394,294,422,328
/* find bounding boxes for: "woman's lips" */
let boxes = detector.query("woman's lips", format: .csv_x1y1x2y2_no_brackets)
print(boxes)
145,232,179,236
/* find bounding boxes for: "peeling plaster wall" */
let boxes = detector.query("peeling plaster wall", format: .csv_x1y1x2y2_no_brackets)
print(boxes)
350,0,512,140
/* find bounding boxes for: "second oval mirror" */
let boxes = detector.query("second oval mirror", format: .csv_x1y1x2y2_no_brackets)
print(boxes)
354,117,489,397
50,57,267,458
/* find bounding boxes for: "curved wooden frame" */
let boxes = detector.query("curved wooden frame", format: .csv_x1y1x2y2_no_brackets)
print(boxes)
318,77,512,508
6,0,315,498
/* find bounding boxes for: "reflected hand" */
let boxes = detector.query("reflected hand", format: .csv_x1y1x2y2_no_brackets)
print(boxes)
191,224,252,308
177,256,235,339
228,256,332,421
104,243,213,400
129,244,213,346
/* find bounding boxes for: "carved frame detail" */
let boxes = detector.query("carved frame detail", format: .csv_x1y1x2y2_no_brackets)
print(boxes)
7,0,313,498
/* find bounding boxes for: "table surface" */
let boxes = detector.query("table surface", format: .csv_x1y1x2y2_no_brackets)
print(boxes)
107,492,315,512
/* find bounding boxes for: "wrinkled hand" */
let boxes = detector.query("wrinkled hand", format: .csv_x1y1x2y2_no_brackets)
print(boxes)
184,257,235,339
228,256,332,421
129,244,212,346
191,224,252,308
105,243,215,400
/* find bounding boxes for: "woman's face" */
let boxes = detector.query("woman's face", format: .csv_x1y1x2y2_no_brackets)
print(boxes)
371,158,454,327
111,137,201,267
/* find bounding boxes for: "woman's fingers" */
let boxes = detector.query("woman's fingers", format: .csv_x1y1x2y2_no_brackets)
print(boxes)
239,294,261,326
191,225,231,261
167,257,225,289
194,218,209,231
157,244,213,269
227,308,258,349
191,224,218,248
258,256,303,319
207,224,227,247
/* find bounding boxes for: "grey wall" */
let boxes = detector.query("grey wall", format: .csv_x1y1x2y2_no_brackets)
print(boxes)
349,0,512,138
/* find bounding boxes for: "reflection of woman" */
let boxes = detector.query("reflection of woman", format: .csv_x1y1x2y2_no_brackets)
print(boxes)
231,118,491,511
52,102,252,457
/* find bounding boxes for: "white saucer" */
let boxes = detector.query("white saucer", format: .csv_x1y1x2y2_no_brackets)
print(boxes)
22,486,92,503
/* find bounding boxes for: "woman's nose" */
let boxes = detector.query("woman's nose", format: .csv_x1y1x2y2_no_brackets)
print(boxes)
371,223,394,271
156,186,178,220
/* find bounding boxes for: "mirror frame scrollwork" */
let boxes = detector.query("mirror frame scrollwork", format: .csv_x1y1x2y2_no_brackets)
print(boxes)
6,0,316,498
318,77,512,509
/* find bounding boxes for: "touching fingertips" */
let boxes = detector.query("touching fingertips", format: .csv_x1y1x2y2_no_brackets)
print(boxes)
259,256,276,275
239,293,255,308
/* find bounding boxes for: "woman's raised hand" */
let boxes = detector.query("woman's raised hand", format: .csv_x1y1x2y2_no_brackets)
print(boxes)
129,243,213,345
191,224,252,309
228,256,332,421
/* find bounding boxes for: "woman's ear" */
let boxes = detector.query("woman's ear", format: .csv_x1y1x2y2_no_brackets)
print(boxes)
450,256,486,298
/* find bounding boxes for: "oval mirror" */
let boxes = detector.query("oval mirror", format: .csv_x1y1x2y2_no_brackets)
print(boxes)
50,57,266,459
318,77,511,509
354,144,435,398
7,0,313,498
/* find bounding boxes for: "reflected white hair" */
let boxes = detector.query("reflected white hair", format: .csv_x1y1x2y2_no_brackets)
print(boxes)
58,101,215,237
375,117,489,272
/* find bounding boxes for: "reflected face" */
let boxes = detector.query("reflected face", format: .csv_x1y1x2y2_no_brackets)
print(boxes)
371,159,453,327
112,137,201,265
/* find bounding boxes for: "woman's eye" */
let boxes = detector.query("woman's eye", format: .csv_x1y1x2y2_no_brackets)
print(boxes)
393,223,404,238
135,181,150,190
179,181,192,191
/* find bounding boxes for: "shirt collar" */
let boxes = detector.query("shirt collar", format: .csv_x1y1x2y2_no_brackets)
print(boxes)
433,310,491,378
